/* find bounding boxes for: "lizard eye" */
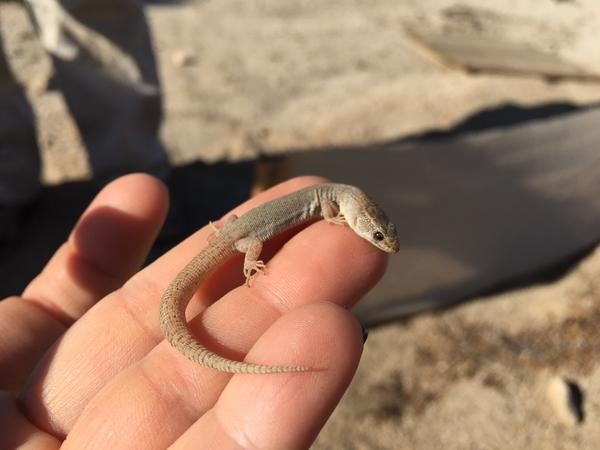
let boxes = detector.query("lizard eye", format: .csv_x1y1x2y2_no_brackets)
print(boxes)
373,231,384,241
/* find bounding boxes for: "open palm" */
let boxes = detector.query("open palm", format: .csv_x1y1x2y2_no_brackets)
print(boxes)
0,175,387,449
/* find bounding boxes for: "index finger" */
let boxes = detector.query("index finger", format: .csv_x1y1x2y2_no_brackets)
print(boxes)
0,174,167,390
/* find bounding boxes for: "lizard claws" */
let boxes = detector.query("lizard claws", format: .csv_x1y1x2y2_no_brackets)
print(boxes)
244,260,266,286
325,213,346,225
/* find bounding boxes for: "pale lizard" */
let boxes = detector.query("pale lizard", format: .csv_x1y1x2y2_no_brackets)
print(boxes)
159,183,399,374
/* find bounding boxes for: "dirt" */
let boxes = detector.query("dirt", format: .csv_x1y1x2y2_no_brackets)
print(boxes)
2,0,600,183
315,247,600,449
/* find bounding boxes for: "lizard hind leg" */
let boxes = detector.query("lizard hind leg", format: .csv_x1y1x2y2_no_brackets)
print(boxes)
234,236,265,286
208,214,239,241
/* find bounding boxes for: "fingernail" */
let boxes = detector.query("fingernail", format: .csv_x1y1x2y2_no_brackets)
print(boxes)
361,325,369,344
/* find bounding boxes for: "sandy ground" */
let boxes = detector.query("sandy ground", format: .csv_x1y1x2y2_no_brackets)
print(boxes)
2,0,600,182
315,246,600,449
2,1,600,448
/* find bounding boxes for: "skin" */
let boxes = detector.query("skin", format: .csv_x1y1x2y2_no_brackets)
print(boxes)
0,174,388,449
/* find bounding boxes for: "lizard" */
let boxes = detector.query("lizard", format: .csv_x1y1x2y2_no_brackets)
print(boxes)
159,183,399,374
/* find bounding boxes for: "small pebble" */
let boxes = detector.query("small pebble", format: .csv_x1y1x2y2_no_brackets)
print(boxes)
546,376,584,426
171,50,196,67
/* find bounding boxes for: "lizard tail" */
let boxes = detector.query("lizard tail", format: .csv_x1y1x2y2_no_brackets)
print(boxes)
159,241,312,374
160,294,311,373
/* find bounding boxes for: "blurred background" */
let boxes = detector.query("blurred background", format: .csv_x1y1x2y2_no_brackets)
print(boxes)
1,1,600,448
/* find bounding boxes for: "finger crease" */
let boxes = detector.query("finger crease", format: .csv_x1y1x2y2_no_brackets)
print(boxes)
21,295,73,329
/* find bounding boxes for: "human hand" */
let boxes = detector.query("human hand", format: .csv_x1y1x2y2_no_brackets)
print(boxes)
0,174,387,449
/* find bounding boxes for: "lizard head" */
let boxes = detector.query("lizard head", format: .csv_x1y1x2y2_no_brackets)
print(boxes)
339,190,400,254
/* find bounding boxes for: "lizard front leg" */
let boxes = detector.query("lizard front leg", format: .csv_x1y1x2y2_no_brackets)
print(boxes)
234,236,266,286
321,199,346,225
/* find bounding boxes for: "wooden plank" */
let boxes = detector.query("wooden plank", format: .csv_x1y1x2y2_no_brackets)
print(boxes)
406,28,600,82
286,107,600,325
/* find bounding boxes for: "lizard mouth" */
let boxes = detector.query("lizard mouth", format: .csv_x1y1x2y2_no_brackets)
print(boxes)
382,238,400,254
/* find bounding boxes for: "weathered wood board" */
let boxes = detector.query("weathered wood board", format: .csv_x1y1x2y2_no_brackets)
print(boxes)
406,28,600,82
286,107,600,325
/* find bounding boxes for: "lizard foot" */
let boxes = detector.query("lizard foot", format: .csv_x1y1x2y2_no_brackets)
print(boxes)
207,220,220,242
207,214,238,242
244,260,266,287
325,213,346,225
